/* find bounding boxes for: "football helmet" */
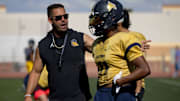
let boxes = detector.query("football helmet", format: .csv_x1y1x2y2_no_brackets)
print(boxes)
89,0,124,36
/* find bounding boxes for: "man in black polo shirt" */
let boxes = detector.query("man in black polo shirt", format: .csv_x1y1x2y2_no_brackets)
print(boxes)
24,3,93,101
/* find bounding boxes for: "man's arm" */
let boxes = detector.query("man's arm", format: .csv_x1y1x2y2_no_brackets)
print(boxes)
24,47,44,101
116,56,151,86
83,34,94,53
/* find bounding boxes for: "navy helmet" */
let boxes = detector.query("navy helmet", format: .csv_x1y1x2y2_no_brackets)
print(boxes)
89,0,124,36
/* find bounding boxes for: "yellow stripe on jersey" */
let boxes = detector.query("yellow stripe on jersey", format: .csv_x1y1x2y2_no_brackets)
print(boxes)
92,31,144,87
38,66,48,88
26,61,33,73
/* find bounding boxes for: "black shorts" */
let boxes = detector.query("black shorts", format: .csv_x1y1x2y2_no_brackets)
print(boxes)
49,92,86,101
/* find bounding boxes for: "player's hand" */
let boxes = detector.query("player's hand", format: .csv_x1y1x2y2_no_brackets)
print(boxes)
141,40,151,52
113,71,122,84
24,96,33,101
113,71,122,94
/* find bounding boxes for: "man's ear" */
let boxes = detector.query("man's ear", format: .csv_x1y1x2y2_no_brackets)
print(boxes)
48,18,53,24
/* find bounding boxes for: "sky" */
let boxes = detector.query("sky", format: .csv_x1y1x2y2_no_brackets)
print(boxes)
0,0,180,13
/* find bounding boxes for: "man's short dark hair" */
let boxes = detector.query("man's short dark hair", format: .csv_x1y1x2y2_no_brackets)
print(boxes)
47,3,64,18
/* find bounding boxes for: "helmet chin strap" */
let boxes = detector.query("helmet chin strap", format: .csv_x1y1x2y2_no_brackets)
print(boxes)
117,17,124,23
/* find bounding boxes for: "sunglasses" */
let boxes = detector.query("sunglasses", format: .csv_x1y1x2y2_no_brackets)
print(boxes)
51,14,69,21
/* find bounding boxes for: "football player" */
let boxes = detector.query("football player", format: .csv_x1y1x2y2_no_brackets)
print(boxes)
89,0,151,101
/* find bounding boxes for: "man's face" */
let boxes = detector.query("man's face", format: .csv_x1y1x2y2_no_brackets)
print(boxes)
49,8,68,32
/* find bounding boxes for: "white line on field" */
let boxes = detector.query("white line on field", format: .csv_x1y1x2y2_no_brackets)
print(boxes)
157,79,180,87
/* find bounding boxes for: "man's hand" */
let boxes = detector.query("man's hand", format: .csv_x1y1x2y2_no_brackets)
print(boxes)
141,40,151,52
24,96,33,101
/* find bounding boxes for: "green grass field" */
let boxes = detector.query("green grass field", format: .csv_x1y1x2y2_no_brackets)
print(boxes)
0,78,180,101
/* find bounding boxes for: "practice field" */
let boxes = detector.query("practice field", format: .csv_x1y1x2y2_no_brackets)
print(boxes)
0,78,180,101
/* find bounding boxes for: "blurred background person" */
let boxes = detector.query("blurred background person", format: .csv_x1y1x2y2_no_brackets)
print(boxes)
24,39,35,89
174,46,180,77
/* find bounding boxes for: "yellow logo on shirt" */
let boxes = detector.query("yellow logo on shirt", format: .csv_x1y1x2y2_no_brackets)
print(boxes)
71,39,79,47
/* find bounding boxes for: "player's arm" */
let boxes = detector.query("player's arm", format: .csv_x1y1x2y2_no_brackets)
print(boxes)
83,33,94,53
116,56,151,86
24,47,44,101
134,40,151,93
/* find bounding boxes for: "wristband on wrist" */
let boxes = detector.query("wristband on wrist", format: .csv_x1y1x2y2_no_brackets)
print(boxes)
24,94,31,98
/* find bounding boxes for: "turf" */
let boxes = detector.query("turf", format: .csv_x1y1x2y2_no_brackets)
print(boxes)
0,79,25,101
0,78,180,101
143,78,180,101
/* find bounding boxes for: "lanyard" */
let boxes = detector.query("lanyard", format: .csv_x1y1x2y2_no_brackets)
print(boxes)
50,32,69,70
